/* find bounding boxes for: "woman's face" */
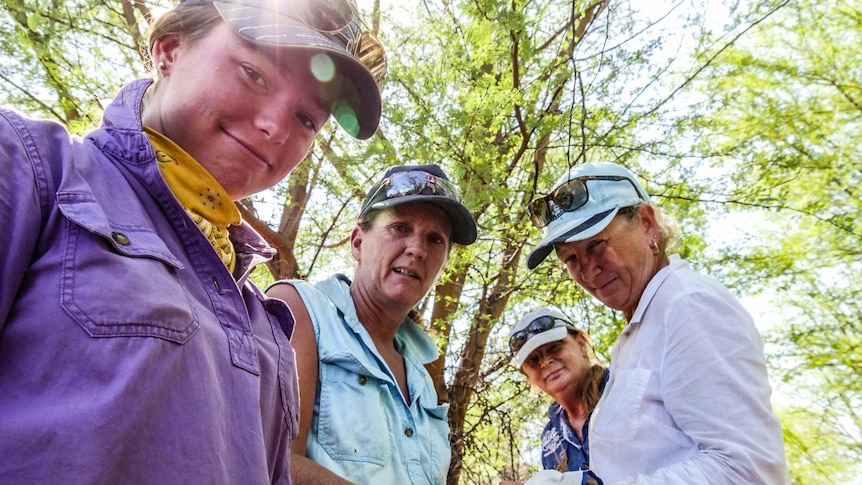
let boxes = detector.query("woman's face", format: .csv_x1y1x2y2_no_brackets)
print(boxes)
554,209,658,318
351,202,452,310
521,334,591,399
144,22,332,200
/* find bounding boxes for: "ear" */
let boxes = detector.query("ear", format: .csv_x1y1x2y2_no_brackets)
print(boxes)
637,204,659,238
150,33,183,74
574,331,589,350
349,226,363,261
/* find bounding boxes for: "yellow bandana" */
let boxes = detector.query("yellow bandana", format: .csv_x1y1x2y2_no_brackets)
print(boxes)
146,127,241,272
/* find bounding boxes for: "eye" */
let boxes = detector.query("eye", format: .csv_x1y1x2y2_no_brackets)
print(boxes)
429,232,447,245
587,239,606,254
242,64,265,86
296,113,318,131
563,254,579,271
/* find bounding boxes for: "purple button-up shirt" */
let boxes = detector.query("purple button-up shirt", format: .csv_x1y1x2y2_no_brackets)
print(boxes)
0,79,299,484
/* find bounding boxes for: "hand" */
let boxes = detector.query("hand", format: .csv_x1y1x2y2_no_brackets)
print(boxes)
524,469,603,485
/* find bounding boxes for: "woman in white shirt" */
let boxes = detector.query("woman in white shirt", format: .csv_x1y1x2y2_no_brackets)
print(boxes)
524,162,790,484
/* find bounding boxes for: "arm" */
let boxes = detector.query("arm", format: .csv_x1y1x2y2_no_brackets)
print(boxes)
0,110,48,328
265,282,355,485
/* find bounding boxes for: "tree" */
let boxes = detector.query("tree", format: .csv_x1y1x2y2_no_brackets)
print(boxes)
679,0,862,480
3,0,859,482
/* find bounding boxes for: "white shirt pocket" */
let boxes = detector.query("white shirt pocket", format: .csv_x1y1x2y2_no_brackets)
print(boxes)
591,368,651,442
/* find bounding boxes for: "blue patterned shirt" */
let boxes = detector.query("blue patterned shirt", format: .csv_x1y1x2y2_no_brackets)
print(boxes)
540,368,608,472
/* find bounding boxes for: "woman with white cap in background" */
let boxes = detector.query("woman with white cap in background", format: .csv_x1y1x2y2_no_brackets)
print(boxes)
0,0,384,482
525,162,790,484
500,307,606,485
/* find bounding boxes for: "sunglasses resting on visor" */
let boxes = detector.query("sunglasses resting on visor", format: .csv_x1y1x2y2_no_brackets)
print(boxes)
263,0,387,82
509,316,574,355
182,0,387,82
527,175,644,228
360,170,463,217
277,0,387,82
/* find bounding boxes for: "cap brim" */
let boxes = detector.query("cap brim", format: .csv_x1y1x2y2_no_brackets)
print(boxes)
526,207,618,269
212,1,381,139
372,195,478,245
514,326,568,367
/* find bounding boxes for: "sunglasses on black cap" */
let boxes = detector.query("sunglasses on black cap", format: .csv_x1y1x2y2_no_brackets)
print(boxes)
180,0,387,82
359,170,463,218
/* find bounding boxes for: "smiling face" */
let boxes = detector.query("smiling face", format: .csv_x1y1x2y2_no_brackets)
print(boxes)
143,22,332,200
553,207,659,319
350,202,452,311
521,333,591,400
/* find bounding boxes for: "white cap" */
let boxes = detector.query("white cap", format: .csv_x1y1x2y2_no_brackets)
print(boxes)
527,162,650,269
510,307,575,367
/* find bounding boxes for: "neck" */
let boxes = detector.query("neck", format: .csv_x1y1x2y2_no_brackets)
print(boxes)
624,253,671,321
349,283,406,351
559,397,590,442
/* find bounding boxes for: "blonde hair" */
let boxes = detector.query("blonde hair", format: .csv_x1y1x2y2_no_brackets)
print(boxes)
570,329,606,411
618,203,679,255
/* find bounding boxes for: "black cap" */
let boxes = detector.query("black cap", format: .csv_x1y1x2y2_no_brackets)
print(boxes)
360,164,478,245
177,0,383,139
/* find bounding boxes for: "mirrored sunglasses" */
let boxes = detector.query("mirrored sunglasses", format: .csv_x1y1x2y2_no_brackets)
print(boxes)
190,0,388,83
360,170,462,217
527,175,642,228
288,0,387,82
330,23,387,82
509,316,572,356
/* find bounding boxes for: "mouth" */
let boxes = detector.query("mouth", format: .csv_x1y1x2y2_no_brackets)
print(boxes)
225,129,271,167
394,267,420,280
595,277,617,292
544,369,563,382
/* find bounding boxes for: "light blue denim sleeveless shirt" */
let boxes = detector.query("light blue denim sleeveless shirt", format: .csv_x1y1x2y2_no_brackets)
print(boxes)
284,274,451,484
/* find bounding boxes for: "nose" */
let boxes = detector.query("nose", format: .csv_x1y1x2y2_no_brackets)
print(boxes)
581,255,601,281
574,252,600,282
405,235,427,261
255,99,291,145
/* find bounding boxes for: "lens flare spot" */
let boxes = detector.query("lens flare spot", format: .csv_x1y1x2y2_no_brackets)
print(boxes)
332,101,359,137
310,53,336,82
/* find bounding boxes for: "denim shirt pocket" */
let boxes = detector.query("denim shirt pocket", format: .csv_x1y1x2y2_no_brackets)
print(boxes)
317,355,390,466
420,399,452,483
592,368,651,442
57,191,199,343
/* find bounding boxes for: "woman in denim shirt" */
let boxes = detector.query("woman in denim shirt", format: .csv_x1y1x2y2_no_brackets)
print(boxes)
267,164,478,485
501,307,607,485
502,308,606,485
0,1,384,482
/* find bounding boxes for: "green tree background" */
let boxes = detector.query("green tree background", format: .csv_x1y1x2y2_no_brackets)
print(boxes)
2,0,859,483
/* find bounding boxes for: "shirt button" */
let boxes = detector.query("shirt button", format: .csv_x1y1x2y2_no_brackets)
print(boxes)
404,428,414,437
358,375,367,385
111,232,130,246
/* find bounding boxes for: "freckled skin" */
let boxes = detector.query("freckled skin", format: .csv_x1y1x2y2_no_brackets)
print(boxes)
143,23,330,200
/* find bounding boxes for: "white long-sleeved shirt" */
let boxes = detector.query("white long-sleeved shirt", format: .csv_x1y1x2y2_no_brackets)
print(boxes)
589,256,790,484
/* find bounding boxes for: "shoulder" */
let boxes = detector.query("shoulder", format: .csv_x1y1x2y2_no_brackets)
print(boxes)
266,275,348,335
651,258,750,320
0,107,74,159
